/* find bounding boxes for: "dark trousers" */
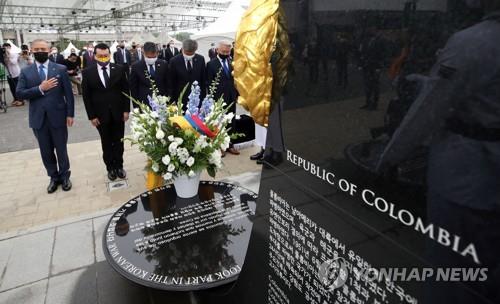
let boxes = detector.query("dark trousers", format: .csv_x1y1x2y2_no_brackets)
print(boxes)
362,68,380,107
336,59,348,87
33,115,70,181
308,60,319,83
97,113,125,171
7,76,18,101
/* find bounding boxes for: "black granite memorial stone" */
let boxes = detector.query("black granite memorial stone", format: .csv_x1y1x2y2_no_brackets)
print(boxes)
103,181,257,291
205,1,500,303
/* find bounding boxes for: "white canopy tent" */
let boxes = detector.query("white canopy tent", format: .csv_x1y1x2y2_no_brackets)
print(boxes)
62,41,80,58
191,0,248,61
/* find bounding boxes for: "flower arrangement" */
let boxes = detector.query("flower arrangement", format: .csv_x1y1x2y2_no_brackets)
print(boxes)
125,73,235,184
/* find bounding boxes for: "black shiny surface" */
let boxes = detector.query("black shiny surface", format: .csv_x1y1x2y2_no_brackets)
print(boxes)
103,181,257,291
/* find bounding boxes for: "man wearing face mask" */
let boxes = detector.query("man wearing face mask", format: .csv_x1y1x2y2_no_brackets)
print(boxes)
168,39,206,109
82,43,131,181
130,41,169,108
163,40,179,62
113,41,131,72
207,40,239,155
82,43,95,69
16,39,75,193
49,46,64,64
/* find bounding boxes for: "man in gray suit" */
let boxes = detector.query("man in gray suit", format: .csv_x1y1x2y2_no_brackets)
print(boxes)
378,1,500,302
16,39,75,193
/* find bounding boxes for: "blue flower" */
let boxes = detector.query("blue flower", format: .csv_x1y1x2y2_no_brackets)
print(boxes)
187,82,201,115
148,95,159,112
199,95,214,120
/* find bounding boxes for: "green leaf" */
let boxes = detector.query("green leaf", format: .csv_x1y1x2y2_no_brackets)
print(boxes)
207,166,216,178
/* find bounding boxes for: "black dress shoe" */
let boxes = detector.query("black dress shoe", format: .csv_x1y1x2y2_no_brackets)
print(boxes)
62,178,72,191
47,180,59,194
250,148,265,161
108,170,117,181
257,152,283,169
116,168,127,179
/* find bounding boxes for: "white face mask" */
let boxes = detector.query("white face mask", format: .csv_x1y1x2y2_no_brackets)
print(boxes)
183,54,194,60
51,50,58,54
88,48,94,52
144,57,157,65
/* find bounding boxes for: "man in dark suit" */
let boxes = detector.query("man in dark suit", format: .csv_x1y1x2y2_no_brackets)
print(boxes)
49,46,65,64
16,39,75,193
163,40,179,62
113,41,132,71
358,25,386,110
82,43,95,69
130,42,169,108
207,40,239,155
208,43,217,60
82,43,130,181
168,39,206,109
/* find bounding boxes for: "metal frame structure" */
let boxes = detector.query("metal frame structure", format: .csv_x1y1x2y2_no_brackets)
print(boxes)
0,0,230,33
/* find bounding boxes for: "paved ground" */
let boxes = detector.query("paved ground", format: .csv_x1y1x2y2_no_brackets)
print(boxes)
0,171,261,304
0,140,261,236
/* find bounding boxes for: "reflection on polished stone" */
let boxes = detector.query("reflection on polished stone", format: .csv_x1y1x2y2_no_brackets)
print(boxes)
103,181,257,291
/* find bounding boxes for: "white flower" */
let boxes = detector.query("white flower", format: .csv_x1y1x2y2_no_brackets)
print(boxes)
168,142,178,155
161,155,171,165
150,111,159,118
186,156,195,167
188,170,196,177
176,147,189,164
209,150,222,168
162,172,173,180
151,162,159,172
168,135,175,142
221,135,230,151
174,137,184,145
167,164,175,172
156,128,165,140
133,108,140,114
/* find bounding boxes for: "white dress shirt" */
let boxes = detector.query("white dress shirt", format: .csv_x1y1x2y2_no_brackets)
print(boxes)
97,63,110,87
6,51,21,78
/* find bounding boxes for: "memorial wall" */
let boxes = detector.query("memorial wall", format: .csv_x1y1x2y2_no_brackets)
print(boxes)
208,0,499,303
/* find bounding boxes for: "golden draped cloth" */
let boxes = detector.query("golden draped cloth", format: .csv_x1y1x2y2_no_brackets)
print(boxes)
146,160,164,190
233,0,282,127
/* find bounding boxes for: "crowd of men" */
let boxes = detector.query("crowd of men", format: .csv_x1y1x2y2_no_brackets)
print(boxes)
9,38,247,194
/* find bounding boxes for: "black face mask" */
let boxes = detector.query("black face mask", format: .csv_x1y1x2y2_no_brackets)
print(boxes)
120,45,125,49
219,54,230,60
34,52,49,63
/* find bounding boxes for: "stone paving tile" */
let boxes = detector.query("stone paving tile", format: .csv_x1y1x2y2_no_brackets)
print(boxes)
0,229,54,291
92,216,109,263
0,240,13,287
46,267,97,304
0,138,260,235
0,279,47,304
51,220,94,276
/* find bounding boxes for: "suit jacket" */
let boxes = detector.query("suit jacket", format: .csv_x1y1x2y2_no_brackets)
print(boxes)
49,53,65,65
16,62,75,129
130,59,169,108
168,54,206,107
113,48,132,67
81,63,130,123
82,51,95,69
130,49,143,64
208,48,217,60
206,57,238,110
358,34,386,70
161,47,179,62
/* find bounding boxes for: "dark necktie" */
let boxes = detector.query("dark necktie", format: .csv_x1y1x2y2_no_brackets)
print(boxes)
187,60,193,73
222,59,230,77
102,66,110,87
89,51,93,61
39,65,46,81
149,64,155,77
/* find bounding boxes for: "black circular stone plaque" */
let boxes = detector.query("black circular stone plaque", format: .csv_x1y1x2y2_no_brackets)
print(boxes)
103,181,257,291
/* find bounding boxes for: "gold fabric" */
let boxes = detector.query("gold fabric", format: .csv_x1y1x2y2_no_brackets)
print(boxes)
146,160,164,190
233,0,280,127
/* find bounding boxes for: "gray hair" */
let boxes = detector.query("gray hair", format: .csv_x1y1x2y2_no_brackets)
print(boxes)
31,39,50,47
182,39,198,52
217,40,232,49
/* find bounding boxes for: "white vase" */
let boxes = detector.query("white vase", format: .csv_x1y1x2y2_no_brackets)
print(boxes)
173,171,201,198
